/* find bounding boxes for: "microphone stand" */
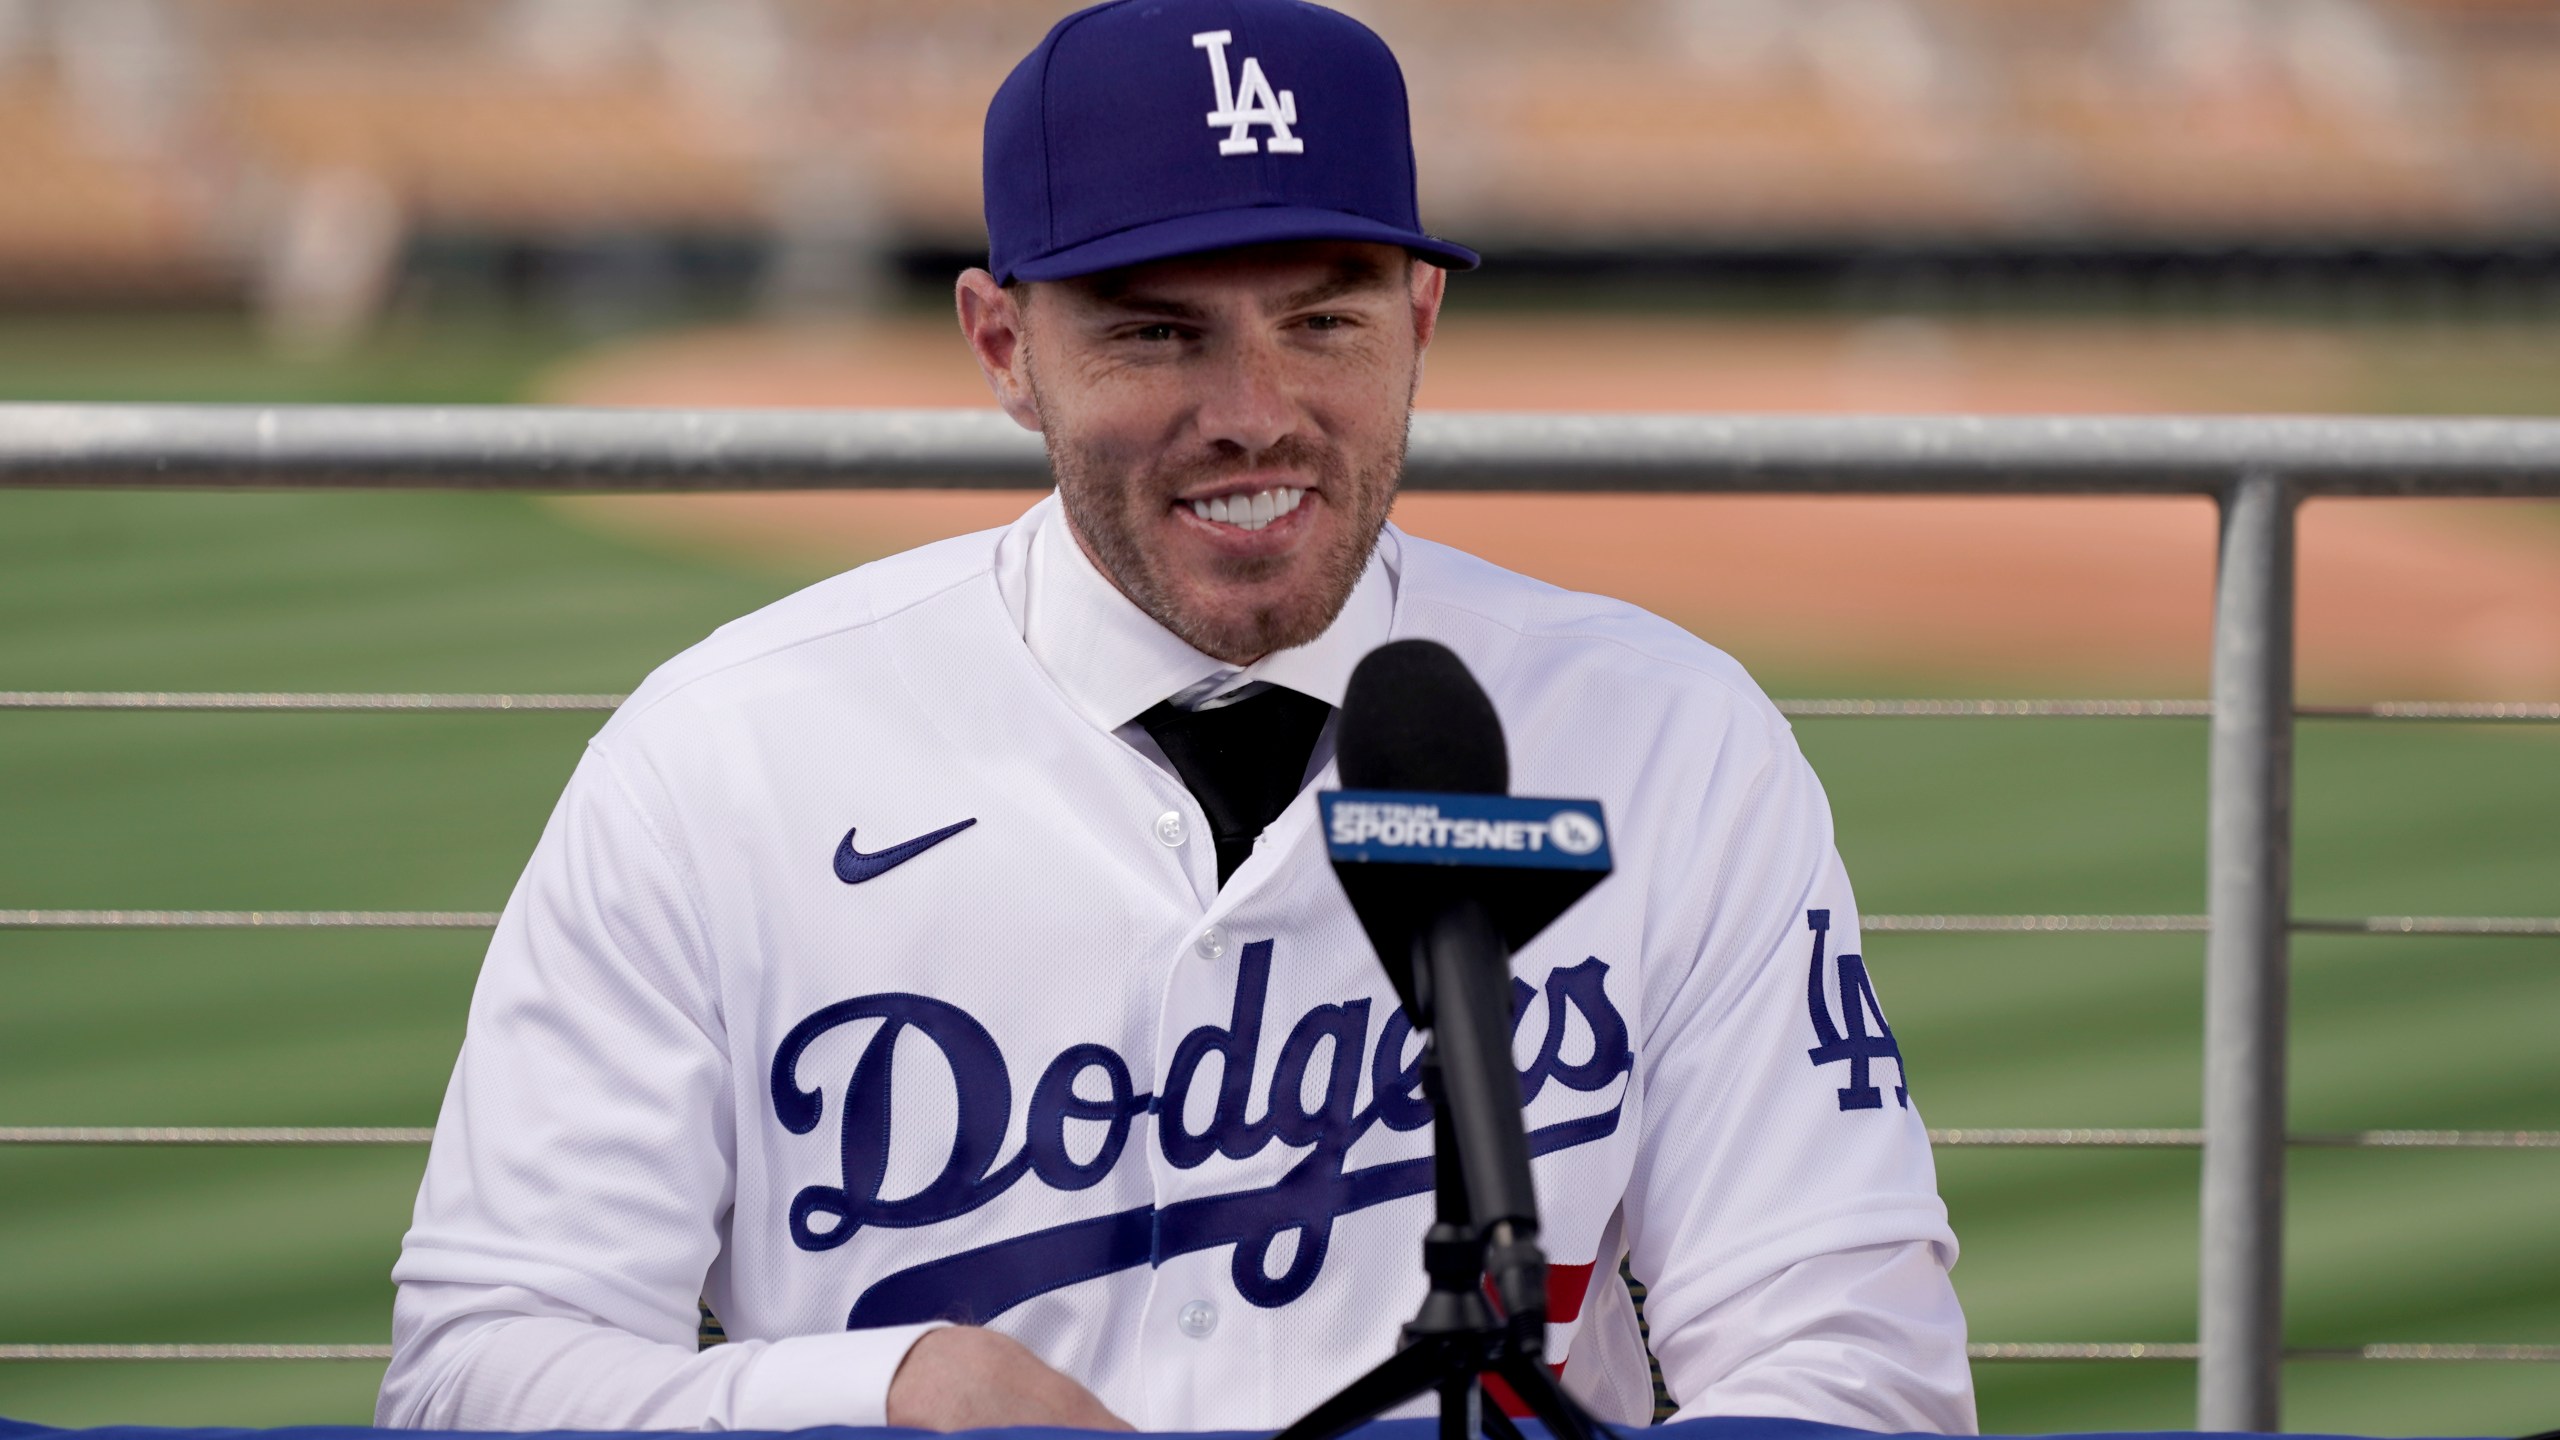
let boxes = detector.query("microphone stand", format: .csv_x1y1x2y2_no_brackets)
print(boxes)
1275,904,1606,1440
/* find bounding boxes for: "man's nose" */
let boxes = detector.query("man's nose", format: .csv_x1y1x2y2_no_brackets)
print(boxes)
1193,332,1296,455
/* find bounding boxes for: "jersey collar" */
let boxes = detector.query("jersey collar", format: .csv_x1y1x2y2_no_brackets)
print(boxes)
998,491,1398,734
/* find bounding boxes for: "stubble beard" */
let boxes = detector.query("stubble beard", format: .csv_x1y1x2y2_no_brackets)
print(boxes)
1035,384,1408,664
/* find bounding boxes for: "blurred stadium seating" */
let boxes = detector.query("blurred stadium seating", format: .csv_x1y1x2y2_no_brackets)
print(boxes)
1,0,2558,311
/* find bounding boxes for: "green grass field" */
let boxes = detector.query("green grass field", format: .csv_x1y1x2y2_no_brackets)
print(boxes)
1,313,2554,1437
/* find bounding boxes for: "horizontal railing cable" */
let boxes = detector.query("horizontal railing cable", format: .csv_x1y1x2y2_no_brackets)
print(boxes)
1934,1130,2560,1149
1866,914,2209,933
2295,701,2560,722
2291,1130,2560,1149
9,692,2559,722
0,1127,434,1145
0,1345,394,1362
0,910,502,929
1871,915,2560,936
1964,1344,2560,1363
5,1126,2552,1148
10,406,2560,497
2292,1344,2560,1362
1969,1343,2201,1361
1935,1129,2206,1148
1782,699,2211,718
0,691,621,712
4,1341,2544,1365
8,910,2555,935
2291,916,2560,936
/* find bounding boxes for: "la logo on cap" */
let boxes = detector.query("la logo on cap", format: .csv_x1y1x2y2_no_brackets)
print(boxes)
1193,29,1303,156
979,0,1478,283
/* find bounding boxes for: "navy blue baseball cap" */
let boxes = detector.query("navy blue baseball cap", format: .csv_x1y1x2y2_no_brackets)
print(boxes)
982,0,1480,284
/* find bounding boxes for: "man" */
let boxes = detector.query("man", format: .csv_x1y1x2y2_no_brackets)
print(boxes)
377,0,1975,1432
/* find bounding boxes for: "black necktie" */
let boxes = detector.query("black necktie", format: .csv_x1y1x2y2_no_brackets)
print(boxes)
1136,684,1332,885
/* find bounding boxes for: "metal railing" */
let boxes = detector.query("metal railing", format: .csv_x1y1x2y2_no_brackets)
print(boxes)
10,690,2560,723
6,406,2560,1431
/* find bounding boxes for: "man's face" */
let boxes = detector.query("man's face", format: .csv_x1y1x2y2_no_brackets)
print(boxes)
959,241,1444,664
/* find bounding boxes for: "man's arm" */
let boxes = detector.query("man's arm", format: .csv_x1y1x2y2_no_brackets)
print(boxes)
380,1280,945,1430
1620,728,1977,1433
1649,1241,1971,1428
378,746,1124,1432
384,1287,1122,1431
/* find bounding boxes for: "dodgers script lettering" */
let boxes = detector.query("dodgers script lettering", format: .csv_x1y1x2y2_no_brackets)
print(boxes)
770,941,1632,1328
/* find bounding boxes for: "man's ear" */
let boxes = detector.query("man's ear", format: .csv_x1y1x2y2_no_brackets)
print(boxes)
1409,259,1447,350
956,269,1043,433
1408,259,1448,391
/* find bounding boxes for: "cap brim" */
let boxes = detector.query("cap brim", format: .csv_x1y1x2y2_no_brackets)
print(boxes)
1006,205,1480,283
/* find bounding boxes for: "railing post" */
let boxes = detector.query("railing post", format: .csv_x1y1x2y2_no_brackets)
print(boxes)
2198,472,2297,1431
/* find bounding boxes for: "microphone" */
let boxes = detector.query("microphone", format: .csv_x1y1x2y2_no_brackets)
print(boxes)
1337,637,1509,795
1320,639,1614,1342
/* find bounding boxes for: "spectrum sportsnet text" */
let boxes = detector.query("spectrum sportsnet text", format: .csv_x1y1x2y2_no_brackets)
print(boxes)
1320,791,1609,868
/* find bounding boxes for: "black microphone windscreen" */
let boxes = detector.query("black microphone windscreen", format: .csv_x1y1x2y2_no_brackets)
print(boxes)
1337,639,1509,794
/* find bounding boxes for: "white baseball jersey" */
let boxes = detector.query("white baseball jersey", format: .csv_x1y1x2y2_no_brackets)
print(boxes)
378,494,1975,1435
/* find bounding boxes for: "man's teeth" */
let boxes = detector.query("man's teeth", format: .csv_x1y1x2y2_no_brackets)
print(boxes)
1187,487,1304,532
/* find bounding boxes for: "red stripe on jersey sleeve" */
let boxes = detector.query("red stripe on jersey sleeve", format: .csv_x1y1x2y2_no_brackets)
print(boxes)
1545,1261,1596,1323
1480,1261,1598,1323
1476,1261,1598,1418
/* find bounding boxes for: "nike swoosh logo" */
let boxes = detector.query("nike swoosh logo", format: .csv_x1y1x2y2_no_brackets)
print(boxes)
834,818,978,884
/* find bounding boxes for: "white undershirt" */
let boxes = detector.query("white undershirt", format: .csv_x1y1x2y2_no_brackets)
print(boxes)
999,489,1394,756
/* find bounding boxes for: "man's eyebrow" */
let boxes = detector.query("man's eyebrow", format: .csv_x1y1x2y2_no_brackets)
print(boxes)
1070,256,1401,319
1080,289,1206,320
1276,258,1400,311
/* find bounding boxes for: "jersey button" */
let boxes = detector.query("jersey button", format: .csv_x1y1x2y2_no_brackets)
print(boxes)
1154,810,1188,847
1177,1299,1219,1339
1194,926,1226,961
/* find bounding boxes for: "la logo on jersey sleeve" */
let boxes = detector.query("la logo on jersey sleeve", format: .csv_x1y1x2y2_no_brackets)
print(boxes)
1802,909,1909,1110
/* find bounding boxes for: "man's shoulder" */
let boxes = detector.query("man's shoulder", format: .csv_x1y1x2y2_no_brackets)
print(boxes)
597,524,1007,745
1393,529,1790,740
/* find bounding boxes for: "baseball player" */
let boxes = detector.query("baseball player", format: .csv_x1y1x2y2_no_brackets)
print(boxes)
377,0,1975,1433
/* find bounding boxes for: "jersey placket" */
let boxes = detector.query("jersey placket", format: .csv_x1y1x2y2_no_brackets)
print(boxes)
1131,767,1325,1426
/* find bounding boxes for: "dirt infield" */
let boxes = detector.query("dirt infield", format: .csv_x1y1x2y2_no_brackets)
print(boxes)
541,315,2560,698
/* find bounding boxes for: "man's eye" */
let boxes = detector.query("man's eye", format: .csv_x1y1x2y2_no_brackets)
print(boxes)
1131,324,1185,342
1303,314,1346,332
